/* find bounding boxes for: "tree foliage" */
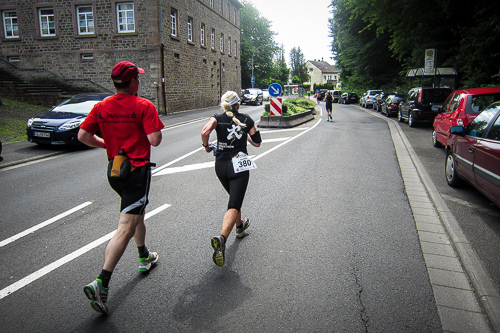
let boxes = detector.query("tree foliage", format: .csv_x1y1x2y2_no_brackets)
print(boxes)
330,0,500,92
240,1,276,88
289,47,309,85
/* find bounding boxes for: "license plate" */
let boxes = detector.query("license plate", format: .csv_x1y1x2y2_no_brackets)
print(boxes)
432,104,442,111
34,131,50,138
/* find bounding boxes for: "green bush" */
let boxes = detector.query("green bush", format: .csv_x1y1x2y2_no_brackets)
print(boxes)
262,97,313,116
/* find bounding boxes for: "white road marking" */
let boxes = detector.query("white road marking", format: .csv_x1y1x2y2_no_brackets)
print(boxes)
253,118,322,161
0,203,171,299
0,202,93,248
154,161,214,176
0,155,68,172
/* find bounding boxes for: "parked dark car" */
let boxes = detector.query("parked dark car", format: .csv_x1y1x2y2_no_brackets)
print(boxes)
445,102,500,208
381,94,405,117
432,87,500,147
27,93,112,146
372,92,394,112
241,88,263,105
398,87,453,127
339,92,359,104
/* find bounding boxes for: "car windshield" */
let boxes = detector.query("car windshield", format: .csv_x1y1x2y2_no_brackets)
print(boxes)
53,99,102,114
467,103,500,137
422,89,451,103
244,89,259,95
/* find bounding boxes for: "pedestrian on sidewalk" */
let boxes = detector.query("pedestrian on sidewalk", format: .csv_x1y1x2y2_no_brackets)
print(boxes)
201,90,262,267
324,91,333,121
78,61,164,314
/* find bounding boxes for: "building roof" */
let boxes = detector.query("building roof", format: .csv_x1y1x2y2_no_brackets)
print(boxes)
308,60,339,74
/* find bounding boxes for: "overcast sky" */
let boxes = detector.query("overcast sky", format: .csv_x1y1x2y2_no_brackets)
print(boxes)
246,0,334,66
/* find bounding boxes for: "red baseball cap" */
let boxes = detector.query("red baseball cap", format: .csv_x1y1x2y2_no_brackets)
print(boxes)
111,61,145,83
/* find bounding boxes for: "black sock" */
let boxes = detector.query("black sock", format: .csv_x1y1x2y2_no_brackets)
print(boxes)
220,235,227,243
98,269,112,289
138,245,149,258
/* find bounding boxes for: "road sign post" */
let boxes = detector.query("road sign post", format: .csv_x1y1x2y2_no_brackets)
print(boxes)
269,83,282,98
270,97,282,116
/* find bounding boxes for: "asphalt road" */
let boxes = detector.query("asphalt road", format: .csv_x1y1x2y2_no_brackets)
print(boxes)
0,102,445,332
384,108,500,290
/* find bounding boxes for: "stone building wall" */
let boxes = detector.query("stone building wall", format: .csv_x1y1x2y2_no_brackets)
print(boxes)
0,0,242,113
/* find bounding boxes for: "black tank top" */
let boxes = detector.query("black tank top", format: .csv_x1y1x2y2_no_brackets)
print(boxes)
213,112,255,161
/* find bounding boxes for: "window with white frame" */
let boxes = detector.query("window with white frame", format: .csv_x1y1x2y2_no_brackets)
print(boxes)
228,37,231,55
220,33,224,52
2,10,18,38
233,8,236,24
170,8,177,36
77,5,94,35
210,0,214,8
211,28,215,49
234,40,237,57
187,17,193,42
200,23,205,46
39,8,56,36
117,2,134,33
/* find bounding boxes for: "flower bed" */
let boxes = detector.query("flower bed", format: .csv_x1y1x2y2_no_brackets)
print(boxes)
259,97,316,128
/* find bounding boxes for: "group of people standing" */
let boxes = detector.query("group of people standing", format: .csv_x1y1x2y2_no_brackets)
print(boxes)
78,60,261,315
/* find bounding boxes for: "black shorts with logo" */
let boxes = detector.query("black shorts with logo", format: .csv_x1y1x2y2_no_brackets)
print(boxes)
107,165,151,215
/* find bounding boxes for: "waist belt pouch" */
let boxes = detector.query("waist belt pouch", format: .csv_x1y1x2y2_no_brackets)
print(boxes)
108,154,136,178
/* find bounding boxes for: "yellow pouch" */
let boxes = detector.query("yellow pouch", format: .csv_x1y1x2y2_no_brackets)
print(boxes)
108,150,136,178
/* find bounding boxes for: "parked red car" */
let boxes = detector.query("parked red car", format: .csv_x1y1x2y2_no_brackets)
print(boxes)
433,87,500,147
445,102,500,208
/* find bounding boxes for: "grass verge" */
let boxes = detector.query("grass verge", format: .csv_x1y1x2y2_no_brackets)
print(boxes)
0,96,48,144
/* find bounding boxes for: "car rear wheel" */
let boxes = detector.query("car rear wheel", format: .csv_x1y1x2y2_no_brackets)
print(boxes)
398,110,405,122
432,130,443,148
408,112,417,127
445,150,465,187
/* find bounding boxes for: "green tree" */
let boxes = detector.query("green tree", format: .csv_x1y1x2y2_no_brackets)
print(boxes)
289,47,309,84
240,1,276,88
329,0,500,91
265,45,289,87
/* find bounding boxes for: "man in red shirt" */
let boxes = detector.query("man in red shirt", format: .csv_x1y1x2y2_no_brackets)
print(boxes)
78,61,164,315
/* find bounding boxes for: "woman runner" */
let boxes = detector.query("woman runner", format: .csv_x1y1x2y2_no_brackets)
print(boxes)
201,91,261,267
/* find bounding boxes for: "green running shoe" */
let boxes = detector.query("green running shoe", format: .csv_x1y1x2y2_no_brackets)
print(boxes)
211,236,226,267
138,251,159,272
236,218,250,238
83,279,108,315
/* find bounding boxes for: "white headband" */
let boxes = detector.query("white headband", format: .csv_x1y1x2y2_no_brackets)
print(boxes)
227,95,240,105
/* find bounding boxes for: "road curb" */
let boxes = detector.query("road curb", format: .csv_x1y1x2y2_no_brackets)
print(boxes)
362,106,500,332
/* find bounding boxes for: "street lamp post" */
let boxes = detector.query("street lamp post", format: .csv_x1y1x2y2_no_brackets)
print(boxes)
251,43,272,88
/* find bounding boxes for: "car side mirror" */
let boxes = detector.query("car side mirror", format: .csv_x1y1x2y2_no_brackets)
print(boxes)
450,125,465,136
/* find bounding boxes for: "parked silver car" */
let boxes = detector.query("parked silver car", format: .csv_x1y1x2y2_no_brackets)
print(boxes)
241,88,264,105
360,90,383,108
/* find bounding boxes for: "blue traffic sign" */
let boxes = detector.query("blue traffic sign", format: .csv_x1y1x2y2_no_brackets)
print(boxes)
269,83,282,97
251,76,255,83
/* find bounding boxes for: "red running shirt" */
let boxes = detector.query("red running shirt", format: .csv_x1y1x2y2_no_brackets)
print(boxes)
80,94,164,167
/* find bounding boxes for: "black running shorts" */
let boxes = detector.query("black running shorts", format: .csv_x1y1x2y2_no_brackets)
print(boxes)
215,158,249,211
107,165,151,215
